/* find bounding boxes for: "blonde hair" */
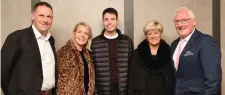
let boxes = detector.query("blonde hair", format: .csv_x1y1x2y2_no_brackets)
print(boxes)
174,7,196,19
72,22,92,51
143,20,163,35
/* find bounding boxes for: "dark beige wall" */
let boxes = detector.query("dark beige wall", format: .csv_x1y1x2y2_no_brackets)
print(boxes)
1,0,31,47
221,0,225,94
0,0,214,49
0,0,1,48
0,0,224,94
1,0,31,94
133,0,212,48
41,0,125,50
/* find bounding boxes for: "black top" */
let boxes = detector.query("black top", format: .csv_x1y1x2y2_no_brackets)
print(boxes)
152,55,158,60
80,51,89,94
128,39,174,95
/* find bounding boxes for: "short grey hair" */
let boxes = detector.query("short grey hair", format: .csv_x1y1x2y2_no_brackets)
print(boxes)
174,7,196,19
143,20,163,35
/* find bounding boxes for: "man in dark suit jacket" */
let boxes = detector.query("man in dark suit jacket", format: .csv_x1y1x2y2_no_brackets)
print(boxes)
1,2,57,95
171,7,222,95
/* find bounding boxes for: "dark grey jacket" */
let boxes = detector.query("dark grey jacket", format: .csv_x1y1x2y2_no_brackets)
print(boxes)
1,27,57,95
91,29,134,95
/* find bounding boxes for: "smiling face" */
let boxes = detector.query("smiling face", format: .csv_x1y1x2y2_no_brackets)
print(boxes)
143,20,163,47
146,29,161,46
103,13,118,34
32,5,53,35
174,9,196,39
73,25,90,49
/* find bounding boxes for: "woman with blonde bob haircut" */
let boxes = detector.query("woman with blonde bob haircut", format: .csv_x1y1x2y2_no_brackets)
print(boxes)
57,22,95,95
128,20,174,95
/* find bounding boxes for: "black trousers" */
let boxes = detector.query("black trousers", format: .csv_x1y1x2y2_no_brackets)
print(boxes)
110,82,119,95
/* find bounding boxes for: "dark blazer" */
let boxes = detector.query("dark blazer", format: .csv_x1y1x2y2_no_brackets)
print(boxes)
128,39,175,95
171,29,221,95
1,26,57,95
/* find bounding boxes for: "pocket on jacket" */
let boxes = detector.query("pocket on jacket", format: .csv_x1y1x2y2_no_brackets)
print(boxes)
188,86,203,94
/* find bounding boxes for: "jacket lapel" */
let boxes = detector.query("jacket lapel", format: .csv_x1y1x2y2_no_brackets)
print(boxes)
176,29,200,74
48,36,58,82
171,38,180,56
27,26,42,69
180,29,200,57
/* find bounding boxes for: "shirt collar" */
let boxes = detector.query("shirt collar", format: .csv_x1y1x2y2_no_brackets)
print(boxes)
32,25,51,40
104,32,118,39
180,28,195,42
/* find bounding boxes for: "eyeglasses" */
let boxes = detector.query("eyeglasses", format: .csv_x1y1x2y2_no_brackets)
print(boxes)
173,19,191,25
